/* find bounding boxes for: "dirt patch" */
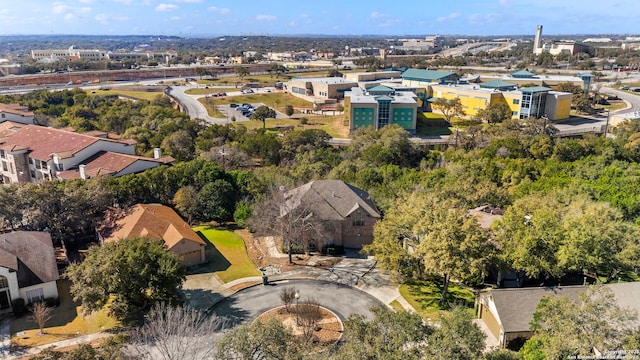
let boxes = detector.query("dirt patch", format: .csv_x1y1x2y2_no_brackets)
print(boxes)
256,305,342,345
228,281,262,292
235,229,342,273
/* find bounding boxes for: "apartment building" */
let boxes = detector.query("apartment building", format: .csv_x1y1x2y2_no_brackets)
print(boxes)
0,103,35,125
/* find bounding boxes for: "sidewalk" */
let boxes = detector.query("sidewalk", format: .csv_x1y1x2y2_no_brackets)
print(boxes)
5,332,113,360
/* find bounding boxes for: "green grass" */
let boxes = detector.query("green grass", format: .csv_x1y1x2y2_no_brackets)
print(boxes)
91,89,163,101
232,114,349,138
197,97,226,118
11,280,120,348
213,92,313,108
389,300,405,312
399,279,476,321
185,87,240,95
193,226,261,283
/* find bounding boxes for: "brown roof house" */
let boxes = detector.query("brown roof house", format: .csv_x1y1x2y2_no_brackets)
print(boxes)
476,282,640,349
282,180,381,250
99,204,206,267
0,232,60,312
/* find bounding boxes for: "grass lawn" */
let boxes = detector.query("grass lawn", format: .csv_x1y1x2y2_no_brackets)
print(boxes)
193,225,261,283
11,280,120,348
185,87,239,95
91,89,163,101
399,279,476,321
388,300,405,312
197,97,226,118
233,114,349,138
213,92,313,108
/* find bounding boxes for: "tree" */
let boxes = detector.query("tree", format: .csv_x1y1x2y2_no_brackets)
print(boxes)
366,191,493,302
250,105,277,129
198,179,238,222
234,66,249,80
475,102,512,126
425,307,486,360
29,302,53,335
431,97,465,124
327,306,431,360
173,185,199,225
65,237,185,323
129,303,227,360
279,287,297,313
269,63,286,78
524,285,638,359
284,104,294,117
297,298,323,341
216,318,299,360
573,93,592,114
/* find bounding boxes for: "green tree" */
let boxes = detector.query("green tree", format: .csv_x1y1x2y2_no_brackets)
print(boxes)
284,104,294,117
475,102,512,126
65,237,185,323
431,97,466,124
172,185,199,225
234,66,249,80
524,285,638,359
250,105,277,129
328,306,432,360
425,307,486,360
217,318,299,360
198,179,237,221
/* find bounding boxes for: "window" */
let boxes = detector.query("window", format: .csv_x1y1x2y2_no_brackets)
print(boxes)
513,99,520,105
0,150,4,159
0,276,8,289
352,211,365,226
28,158,33,165
26,288,44,304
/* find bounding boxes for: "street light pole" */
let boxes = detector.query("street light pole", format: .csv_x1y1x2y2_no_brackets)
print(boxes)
294,290,300,326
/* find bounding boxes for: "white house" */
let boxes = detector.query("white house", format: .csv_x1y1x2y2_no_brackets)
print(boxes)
0,231,59,312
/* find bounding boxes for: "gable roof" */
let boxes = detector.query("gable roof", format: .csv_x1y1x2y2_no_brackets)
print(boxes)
0,103,34,117
57,151,174,179
402,68,458,82
283,180,380,221
100,204,205,250
0,231,59,288
367,85,394,93
520,86,552,93
0,125,135,161
487,283,640,334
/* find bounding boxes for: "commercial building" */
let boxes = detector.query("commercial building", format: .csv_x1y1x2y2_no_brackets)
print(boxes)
344,85,418,134
287,77,358,101
532,25,589,56
430,83,572,121
31,47,176,63
472,69,587,90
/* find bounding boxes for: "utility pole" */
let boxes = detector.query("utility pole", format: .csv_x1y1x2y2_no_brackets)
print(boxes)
605,109,610,137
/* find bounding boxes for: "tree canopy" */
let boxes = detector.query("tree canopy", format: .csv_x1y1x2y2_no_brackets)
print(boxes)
65,237,185,323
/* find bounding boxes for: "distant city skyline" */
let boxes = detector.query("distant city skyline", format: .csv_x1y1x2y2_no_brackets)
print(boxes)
1,0,639,37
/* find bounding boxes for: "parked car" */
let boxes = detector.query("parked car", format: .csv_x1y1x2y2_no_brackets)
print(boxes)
241,89,254,94
230,103,238,108
620,86,630,90
217,92,227,96
633,88,640,92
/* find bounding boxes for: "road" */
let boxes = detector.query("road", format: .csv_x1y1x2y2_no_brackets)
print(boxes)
211,279,384,326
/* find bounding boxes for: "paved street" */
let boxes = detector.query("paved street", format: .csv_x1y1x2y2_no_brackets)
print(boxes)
210,279,385,326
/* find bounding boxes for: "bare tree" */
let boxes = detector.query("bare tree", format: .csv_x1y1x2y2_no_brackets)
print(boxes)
280,287,297,314
127,303,227,360
297,298,323,340
29,302,53,335
248,188,324,264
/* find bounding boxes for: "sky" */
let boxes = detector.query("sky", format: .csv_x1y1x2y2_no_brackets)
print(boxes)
1,0,639,37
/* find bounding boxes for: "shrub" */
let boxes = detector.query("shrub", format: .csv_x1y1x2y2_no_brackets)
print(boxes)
44,297,60,308
12,298,27,317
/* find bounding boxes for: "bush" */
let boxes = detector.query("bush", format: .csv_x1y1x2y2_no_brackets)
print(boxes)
281,244,304,254
323,245,344,256
12,298,27,317
300,117,308,125
44,297,60,308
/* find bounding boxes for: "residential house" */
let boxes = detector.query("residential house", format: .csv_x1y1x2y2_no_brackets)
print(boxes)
99,204,206,267
0,103,35,125
0,231,60,312
282,180,381,250
0,122,172,184
476,283,640,349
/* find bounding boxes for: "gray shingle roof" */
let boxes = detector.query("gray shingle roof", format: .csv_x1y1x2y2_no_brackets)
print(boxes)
283,180,380,220
0,231,59,288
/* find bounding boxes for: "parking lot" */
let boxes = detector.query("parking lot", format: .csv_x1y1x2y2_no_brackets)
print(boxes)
217,102,288,122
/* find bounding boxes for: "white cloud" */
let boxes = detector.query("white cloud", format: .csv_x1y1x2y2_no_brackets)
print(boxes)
95,13,129,24
112,0,133,4
52,2,91,21
208,6,230,15
467,12,501,25
176,0,203,2
256,14,276,21
437,12,460,22
78,0,94,3
370,11,389,19
155,3,178,12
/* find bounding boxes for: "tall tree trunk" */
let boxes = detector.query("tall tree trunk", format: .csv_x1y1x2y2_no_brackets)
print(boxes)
288,240,293,264
440,273,450,304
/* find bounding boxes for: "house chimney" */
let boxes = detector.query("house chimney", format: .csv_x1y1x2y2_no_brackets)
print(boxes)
153,148,162,159
79,164,86,179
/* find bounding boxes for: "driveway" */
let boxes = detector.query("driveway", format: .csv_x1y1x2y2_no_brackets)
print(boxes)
210,279,384,326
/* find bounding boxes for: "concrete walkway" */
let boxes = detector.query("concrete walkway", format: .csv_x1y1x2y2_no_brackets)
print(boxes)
5,332,113,360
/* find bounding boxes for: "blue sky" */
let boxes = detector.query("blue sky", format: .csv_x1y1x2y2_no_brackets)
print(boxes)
1,0,639,36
